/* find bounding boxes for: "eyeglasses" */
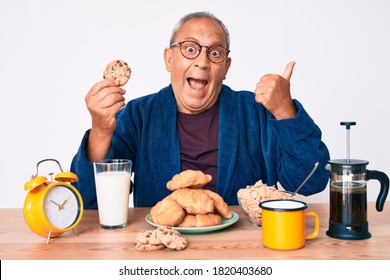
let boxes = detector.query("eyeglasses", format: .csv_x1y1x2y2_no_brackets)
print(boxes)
170,40,230,63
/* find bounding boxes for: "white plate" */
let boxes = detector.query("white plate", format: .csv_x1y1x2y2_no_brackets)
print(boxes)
145,212,239,234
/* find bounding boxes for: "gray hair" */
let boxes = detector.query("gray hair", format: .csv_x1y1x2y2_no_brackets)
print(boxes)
169,11,230,49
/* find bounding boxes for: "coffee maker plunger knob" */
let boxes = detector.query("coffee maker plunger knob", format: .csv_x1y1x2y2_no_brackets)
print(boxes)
340,121,356,129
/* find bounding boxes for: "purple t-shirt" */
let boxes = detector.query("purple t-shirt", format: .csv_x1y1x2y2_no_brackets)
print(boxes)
177,103,219,192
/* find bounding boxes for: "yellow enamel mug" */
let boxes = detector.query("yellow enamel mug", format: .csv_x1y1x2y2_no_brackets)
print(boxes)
259,200,320,250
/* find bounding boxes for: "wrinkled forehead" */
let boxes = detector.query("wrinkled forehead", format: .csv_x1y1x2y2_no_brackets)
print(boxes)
174,18,228,46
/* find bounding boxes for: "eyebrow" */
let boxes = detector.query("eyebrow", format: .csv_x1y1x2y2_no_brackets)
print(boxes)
179,37,226,46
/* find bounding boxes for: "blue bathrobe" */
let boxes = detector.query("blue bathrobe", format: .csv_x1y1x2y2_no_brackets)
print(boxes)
70,84,330,209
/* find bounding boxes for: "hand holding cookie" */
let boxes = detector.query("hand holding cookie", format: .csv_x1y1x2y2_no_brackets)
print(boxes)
84,60,131,161
86,60,131,124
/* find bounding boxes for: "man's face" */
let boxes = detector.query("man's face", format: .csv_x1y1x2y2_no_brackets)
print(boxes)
164,18,231,114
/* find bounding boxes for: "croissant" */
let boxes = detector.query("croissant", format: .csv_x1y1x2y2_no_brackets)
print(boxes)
195,213,222,227
167,170,212,190
150,197,186,227
169,188,214,215
203,189,233,219
177,214,197,227
178,213,222,227
149,170,233,228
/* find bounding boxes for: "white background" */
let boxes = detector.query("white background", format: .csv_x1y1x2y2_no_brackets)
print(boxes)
1,0,389,208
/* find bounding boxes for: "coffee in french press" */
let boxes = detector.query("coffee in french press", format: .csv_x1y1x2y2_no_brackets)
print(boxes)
326,122,389,240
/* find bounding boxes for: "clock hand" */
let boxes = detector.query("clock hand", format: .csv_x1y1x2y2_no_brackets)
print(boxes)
59,199,68,210
50,200,61,210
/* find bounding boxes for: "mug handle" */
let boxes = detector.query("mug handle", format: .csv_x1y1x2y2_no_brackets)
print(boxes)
305,212,320,240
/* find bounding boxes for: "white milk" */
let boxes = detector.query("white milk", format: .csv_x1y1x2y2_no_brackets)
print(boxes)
95,171,131,227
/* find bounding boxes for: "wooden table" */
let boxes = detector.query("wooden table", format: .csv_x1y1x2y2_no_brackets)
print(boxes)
1,202,390,260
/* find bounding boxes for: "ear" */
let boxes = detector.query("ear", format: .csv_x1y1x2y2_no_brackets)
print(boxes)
223,57,232,80
164,47,172,72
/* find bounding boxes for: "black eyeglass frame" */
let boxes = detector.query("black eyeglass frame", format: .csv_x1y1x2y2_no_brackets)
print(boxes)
170,40,230,63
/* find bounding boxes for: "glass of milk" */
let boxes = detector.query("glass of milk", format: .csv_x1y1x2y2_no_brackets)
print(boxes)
93,159,132,229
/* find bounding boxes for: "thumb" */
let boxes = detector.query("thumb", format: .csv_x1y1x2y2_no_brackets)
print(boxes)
282,61,296,82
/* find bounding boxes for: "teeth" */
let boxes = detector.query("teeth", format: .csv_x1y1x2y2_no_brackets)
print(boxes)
188,78,207,90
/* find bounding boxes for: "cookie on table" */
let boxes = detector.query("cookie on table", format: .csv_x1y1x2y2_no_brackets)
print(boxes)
135,242,165,252
103,59,131,86
156,226,188,251
136,229,163,245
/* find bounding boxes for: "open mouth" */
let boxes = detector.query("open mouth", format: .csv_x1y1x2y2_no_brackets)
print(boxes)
187,78,208,90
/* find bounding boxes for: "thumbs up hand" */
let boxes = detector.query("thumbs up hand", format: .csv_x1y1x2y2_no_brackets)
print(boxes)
254,61,297,120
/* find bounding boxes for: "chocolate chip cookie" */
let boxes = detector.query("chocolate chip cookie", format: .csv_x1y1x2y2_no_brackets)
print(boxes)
136,229,163,245
156,226,188,251
103,59,131,86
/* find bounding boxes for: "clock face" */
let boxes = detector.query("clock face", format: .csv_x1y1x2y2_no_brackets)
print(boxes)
43,185,81,229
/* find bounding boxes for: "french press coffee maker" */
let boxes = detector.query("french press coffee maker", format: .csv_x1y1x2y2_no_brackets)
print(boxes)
326,122,389,240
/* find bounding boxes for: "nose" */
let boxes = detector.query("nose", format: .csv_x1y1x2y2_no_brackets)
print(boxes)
194,47,210,68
